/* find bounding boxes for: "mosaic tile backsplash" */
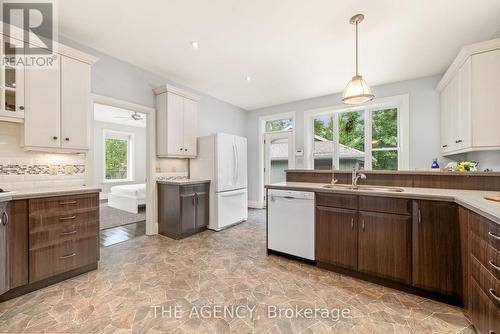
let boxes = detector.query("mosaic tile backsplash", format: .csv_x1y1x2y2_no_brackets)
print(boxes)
0,164,86,176
0,122,88,191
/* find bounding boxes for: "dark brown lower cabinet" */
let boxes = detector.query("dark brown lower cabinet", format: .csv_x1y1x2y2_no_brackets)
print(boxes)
470,277,500,334
358,211,411,284
316,206,358,270
412,200,463,301
158,182,210,239
8,200,29,290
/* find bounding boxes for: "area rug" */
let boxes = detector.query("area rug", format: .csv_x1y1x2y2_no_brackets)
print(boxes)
99,202,146,230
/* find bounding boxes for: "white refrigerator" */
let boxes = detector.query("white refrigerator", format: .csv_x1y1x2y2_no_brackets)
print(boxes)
190,133,248,231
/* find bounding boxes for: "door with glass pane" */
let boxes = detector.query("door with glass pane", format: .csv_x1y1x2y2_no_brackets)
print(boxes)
264,131,294,187
0,36,25,118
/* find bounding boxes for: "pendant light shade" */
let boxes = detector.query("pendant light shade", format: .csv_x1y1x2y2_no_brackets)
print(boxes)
342,14,374,105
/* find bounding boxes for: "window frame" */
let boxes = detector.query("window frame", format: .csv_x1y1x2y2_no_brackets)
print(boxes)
102,129,135,183
304,94,409,171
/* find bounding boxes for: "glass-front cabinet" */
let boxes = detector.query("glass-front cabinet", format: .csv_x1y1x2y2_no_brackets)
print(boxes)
0,35,25,122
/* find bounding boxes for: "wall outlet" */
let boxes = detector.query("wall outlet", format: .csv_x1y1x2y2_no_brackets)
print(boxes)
48,165,59,176
65,165,74,175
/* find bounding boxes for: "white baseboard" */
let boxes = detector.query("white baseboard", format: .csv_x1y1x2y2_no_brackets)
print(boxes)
248,201,263,209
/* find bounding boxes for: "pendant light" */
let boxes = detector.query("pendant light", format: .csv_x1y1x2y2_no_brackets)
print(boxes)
342,14,374,105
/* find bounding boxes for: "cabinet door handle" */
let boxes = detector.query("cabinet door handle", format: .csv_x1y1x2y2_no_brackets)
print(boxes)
53,136,58,140
489,289,500,303
179,148,183,151
59,252,76,260
418,209,422,224
192,196,195,205
362,220,365,232
351,218,354,230
59,216,76,221
195,194,199,205
19,106,24,110
65,138,69,141
184,148,188,152
489,260,500,272
60,230,77,236
1,212,8,226
488,231,500,241
455,139,462,143
442,144,448,148
60,201,77,205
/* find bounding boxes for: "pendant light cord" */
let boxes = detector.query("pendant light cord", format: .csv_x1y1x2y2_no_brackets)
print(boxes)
355,21,359,76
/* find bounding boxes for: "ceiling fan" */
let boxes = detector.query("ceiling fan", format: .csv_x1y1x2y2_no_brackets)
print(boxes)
114,112,145,121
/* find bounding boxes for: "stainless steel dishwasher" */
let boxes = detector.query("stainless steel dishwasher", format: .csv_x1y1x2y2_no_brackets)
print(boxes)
0,200,9,295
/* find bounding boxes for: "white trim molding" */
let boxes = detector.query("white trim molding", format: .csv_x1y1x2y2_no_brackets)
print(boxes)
90,95,157,236
303,94,410,170
257,111,296,208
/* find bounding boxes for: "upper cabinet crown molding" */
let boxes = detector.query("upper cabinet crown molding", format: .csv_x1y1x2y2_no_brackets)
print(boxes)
153,84,200,101
436,38,500,92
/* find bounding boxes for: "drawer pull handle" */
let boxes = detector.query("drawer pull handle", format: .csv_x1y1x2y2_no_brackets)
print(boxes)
489,260,500,272
60,201,77,205
59,252,76,259
60,230,77,236
59,216,76,221
488,231,500,241
489,288,500,303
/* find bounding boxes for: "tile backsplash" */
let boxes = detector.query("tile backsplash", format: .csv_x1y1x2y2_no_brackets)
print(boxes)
0,122,87,191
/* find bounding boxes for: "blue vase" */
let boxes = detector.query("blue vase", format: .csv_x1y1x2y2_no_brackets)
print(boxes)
431,159,440,169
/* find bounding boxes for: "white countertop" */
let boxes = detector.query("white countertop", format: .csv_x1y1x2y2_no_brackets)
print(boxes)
8,186,101,200
266,182,500,225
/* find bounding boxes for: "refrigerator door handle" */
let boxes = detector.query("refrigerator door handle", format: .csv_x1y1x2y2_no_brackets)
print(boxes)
232,142,238,185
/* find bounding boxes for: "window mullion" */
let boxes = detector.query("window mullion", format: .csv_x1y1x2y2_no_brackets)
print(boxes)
365,109,372,170
332,113,340,169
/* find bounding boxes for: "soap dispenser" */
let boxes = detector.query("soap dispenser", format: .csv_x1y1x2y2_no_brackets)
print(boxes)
431,158,440,169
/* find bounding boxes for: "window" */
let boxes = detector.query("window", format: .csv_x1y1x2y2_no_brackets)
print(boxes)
309,105,401,171
265,118,293,132
103,130,133,181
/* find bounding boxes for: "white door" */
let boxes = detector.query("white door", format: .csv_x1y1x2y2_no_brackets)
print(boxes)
182,98,197,157
264,131,295,187
216,133,237,192
166,92,184,155
24,57,61,148
234,136,247,189
61,56,91,150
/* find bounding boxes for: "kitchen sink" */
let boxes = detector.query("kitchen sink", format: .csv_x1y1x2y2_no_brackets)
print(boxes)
322,184,404,192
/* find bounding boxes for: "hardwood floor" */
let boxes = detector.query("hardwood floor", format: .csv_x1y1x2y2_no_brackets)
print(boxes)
100,221,146,247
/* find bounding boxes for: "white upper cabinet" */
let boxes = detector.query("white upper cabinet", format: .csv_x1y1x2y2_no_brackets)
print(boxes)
155,85,199,158
0,36,25,123
24,56,61,148
61,56,91,150
24,54,94,151
437,39,500,155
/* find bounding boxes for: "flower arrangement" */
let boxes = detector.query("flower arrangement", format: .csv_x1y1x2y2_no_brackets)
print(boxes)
456,160,478,172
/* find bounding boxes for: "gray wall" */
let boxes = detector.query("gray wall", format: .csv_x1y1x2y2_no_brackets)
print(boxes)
59,36,248,139
93,121,146,197
247,75,449,203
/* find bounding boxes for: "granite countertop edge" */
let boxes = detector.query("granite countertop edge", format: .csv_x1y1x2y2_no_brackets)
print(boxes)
11,187,102,200
265,182,500,225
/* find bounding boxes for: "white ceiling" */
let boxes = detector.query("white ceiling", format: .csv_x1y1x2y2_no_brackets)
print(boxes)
94,103,146,128
59,0,500,110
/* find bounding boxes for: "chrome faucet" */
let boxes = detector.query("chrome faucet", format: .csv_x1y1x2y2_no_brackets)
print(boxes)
331,165,338,186
352,168,366,189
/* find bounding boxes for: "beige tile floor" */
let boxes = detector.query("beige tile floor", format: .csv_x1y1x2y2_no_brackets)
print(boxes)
0,210,475,333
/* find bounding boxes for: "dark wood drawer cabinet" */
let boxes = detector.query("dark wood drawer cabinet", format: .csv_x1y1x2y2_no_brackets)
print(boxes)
358,211,411,284
470,277,500,334
158,182,210,239
316,206,357,270
412,200,463,301
358,196,412,216
30,236,99,282
28,193,100,284
316,193,357,210
1,192,100,302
